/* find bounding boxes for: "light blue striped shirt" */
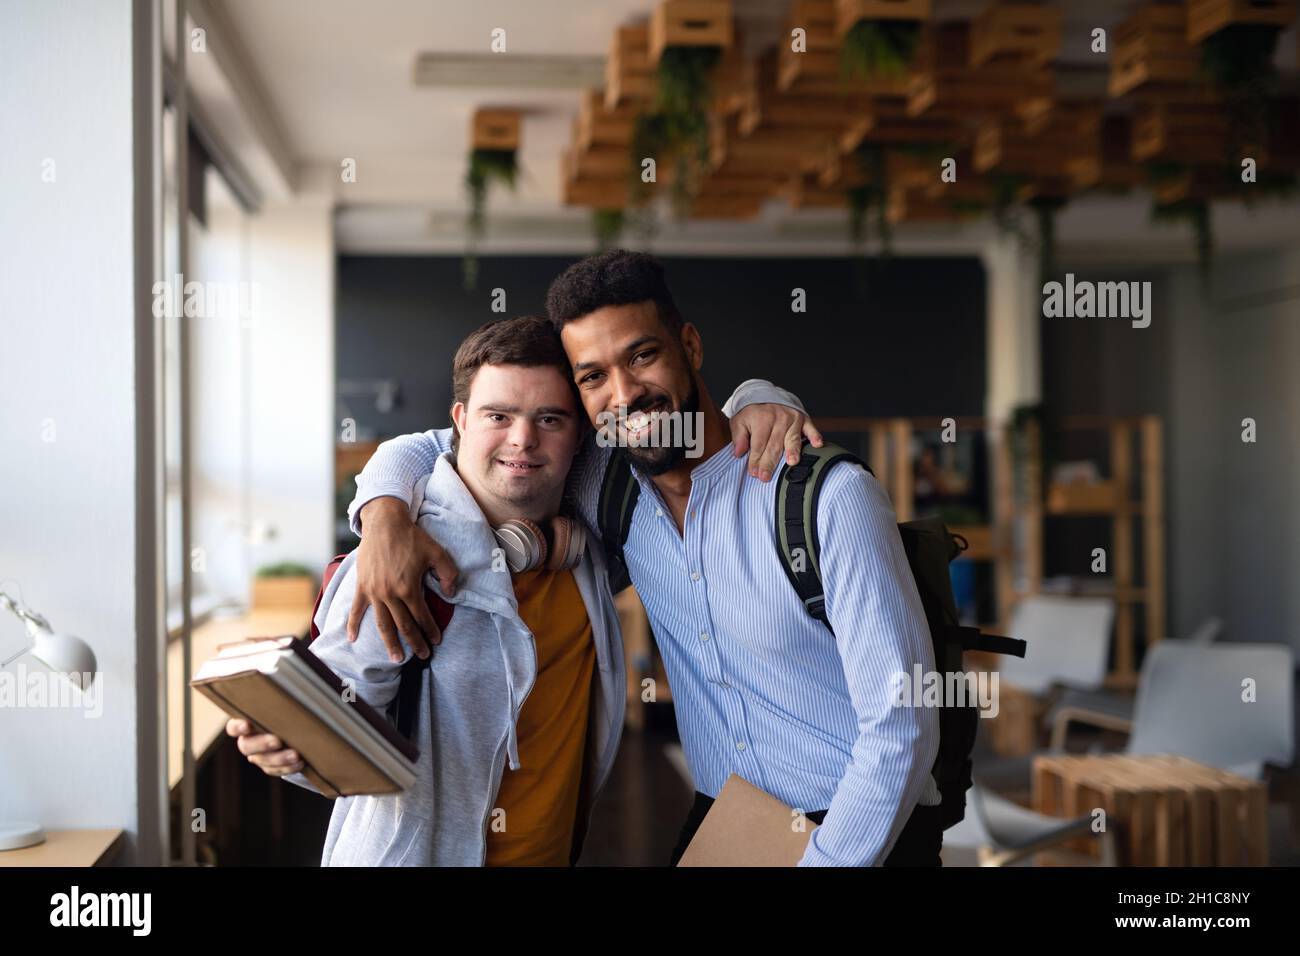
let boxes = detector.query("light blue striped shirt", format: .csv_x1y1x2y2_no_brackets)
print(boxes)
349,384,940,866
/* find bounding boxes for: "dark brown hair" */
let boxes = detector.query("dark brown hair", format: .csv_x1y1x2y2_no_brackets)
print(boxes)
449,315,579,451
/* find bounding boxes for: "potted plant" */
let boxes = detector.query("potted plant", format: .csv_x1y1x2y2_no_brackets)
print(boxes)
462,146,518,290
630,45,723,216
252,562,317,610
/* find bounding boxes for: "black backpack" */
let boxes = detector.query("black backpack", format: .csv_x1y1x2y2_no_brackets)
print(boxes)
597,441,1027,830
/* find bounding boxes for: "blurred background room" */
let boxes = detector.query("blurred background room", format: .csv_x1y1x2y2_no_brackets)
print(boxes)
1,0,1298,868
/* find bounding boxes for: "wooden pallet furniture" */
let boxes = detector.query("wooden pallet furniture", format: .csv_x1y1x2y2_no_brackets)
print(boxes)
1032,753,1268,865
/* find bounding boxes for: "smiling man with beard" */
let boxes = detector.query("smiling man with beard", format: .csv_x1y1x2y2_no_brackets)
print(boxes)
348,250,941,866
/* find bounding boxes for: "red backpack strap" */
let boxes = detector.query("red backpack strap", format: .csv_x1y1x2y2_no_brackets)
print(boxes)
423,587,455,633
310,552,456,646
309,554,351,642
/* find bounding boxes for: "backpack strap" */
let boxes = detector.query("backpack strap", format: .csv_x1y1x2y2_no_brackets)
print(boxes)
392,589,455,739
597,450,640,593
773,442,870,635
309,554,350,642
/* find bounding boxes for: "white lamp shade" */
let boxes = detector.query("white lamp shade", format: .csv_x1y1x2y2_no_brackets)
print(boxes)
30,630,97,685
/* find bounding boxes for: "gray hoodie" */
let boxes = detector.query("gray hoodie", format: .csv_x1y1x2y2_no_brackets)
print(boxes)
285,452,626,865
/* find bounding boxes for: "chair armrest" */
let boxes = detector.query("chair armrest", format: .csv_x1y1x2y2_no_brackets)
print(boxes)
1049,706,1134,753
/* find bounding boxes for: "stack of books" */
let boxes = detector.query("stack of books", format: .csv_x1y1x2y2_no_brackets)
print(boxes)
191,635,418,796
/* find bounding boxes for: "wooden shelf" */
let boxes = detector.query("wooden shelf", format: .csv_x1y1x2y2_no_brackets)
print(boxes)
1007,416,1166,685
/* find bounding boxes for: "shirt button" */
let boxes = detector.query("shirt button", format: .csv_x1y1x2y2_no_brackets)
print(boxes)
690,571,701,582
655,507,664,517
736,741,747,752
700,632,710,642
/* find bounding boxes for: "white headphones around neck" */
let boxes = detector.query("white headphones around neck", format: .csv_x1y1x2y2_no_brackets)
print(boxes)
493,516,587,573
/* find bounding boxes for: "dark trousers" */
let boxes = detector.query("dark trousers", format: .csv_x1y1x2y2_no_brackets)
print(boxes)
669,792,944,866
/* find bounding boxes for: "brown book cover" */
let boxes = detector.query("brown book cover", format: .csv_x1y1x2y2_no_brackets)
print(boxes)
191,637,417,796
677,774,817,867
210,635,417,762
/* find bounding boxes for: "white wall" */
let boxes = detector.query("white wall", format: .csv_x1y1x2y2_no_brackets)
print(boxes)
0,0,154,861
1167,246,1300,651
245,200,336,577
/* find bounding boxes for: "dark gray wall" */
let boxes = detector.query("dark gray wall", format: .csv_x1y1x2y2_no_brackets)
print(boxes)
1041,254,1300,654
335,254,987,440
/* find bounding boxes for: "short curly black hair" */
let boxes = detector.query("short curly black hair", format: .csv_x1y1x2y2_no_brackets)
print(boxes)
544,249,685,336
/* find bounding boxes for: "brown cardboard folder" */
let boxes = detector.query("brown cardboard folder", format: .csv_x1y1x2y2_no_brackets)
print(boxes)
676,774,817,867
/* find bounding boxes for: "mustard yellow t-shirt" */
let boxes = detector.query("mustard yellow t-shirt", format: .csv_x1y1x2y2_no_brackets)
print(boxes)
484,567,595,866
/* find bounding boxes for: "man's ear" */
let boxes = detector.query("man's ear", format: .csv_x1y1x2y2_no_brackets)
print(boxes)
451,402,468,440
679,323,704,371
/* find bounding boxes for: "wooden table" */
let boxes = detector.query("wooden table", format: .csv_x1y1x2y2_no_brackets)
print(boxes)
0,829,123,867
1032,753,1268,866
167,607,313,790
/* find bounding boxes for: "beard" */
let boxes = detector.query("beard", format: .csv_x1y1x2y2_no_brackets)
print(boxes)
621,379,700,477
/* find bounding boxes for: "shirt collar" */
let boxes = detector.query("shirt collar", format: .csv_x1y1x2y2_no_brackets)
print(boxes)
688,441,742,483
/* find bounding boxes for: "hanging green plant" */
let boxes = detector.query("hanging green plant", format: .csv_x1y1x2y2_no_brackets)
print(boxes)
462,147,518,290
1029,196,1067,287
1151,198,1213,280
628,45,722,217
840,19,923,81
989,173,1032,249
592,208,625,251
846,142,891,257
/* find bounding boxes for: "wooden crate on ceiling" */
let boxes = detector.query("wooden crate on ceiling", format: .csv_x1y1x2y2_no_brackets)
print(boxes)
1187,0,1297,44
973,117,1076,178
739,47,872,137
471,109,521,152
1016,175,1075,201
779,0,913,97
886,184,962,224
1017,98,1103,140
1149,166,1230,203
577,90,636,151
709,113,828,176
783,172,850,208
969,1,1063,69
909,65,1054,120
1131,101,1230,164
606,24,652,109
908,21,1054,120
560,161,630,209
1066,115,1144,189
835,0,932,40
1109,4,1201,98
779,0,839,93
649,0,734,64
711,28,748,115
688,192,766,219
566,142,630,181
837,98,960,153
